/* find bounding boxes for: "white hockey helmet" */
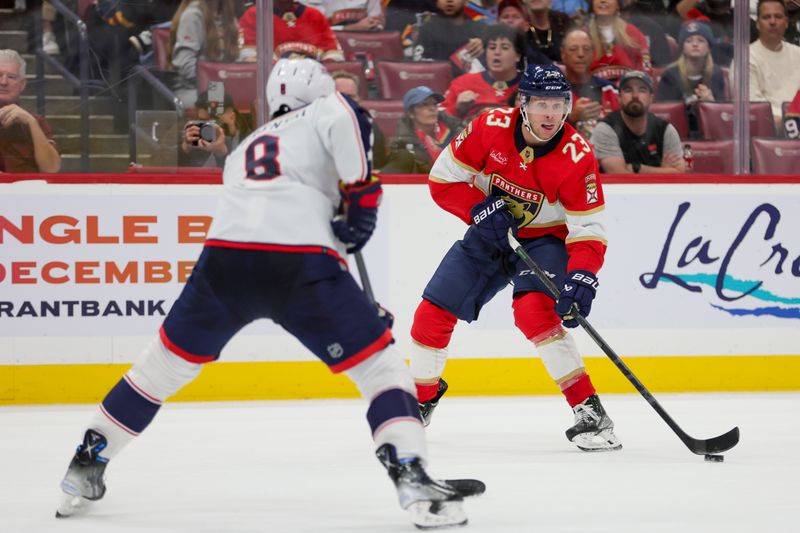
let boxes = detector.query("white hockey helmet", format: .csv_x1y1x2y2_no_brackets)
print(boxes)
267,58,335,117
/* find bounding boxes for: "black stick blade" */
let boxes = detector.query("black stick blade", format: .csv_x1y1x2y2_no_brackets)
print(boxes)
686,426,740,455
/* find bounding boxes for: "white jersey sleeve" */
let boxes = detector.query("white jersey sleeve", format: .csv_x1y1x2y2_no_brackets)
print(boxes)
314,92,373,185
206,93,373,253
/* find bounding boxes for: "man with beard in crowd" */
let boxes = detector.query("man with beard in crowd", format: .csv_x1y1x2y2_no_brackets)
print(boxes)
590,70,685,173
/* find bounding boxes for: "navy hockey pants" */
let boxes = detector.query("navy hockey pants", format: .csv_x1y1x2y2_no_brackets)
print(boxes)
422,226,569,322
161,245,392,373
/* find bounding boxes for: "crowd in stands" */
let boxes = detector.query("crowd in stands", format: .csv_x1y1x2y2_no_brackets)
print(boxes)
2,0,800,174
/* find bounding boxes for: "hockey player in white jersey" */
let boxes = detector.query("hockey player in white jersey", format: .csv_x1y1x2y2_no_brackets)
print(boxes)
55,58,483,529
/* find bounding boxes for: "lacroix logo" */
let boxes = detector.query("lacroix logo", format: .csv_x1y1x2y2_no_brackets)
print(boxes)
489,150,508,165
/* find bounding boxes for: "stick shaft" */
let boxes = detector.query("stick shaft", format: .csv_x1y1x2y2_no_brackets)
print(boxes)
354,251,375,304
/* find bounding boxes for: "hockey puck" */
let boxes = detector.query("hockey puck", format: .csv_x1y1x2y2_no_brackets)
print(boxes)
704,454,724,462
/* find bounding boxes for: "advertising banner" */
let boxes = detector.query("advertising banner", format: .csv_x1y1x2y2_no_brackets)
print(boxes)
1,182,798,366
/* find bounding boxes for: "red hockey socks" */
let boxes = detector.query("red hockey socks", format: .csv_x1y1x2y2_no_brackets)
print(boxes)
561,372,596,407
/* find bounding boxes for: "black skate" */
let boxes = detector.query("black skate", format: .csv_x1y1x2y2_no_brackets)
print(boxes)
377,443,471,529
419,379,448,427
565,394,622,452
56,429,109,518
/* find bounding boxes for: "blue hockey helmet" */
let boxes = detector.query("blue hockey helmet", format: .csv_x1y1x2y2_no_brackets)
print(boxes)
518,64,573,141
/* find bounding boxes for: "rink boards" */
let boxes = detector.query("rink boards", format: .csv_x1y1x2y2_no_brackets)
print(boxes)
1,176,799,404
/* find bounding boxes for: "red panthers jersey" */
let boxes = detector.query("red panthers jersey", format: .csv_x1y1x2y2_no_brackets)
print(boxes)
240,5,344,62
428,106,606,273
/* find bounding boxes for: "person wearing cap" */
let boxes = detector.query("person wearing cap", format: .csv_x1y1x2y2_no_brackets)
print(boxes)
180,89,254,168
383,86,462,174
442,23,525,119
590,70,686,173
656,19,728,106
498,0,530,30
750,0,800,130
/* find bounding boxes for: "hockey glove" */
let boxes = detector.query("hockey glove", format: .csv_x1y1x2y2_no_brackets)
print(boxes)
331,177,383,253
470,195,517,251
555,270,599,328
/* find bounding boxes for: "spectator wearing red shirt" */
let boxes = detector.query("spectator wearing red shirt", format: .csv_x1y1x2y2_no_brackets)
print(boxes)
442,24,524,119
0,50,60,173
586,0,651,84
239,1,344,62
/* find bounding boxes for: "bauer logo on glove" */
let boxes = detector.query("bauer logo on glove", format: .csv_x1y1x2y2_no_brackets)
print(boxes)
469,195,517,251
555,270,599,328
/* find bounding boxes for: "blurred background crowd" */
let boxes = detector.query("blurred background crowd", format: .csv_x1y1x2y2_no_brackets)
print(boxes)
0,0,798,174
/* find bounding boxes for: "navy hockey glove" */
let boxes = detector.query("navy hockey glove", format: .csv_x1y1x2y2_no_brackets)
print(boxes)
331,177,383,253
470,195,517,251
555,270,599,328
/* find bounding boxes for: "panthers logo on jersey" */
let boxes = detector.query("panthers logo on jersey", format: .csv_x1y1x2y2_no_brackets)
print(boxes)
489,174,544,227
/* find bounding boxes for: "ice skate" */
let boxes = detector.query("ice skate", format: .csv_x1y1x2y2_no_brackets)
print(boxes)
419,378,448,427
377,443,470,529
566,394,622,452
55,429,109,518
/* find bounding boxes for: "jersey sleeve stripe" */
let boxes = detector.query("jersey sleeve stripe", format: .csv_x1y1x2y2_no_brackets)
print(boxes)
565,235,608,245
564,205,605,216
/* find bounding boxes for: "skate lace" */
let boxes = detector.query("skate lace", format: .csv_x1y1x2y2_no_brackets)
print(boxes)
574,402,600,424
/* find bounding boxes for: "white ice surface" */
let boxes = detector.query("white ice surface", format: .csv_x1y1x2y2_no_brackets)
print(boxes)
1,393,796,533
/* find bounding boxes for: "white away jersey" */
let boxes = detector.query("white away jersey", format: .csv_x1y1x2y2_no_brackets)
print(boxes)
206,92,372,253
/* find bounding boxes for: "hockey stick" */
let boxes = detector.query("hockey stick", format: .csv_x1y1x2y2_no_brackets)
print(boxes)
354,251,375,304
507,230,740,455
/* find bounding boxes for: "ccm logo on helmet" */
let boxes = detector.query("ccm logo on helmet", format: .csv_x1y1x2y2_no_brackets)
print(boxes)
472,198,506,224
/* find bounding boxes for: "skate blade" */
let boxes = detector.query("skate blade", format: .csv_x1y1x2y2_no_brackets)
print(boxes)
572,428,623,452
55,491,91,518
408,500,468,529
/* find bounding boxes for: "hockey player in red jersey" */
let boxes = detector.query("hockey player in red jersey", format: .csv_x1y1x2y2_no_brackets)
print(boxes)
55,58,483,529
410,63,622,452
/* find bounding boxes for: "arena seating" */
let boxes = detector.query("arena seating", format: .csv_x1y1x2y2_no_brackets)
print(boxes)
650,101,689,139
684,140,735,173
196,61,257,113
152,27,171,71
360,99,405,138
697,102,775,139
751,138,800,173
323,61,369,98
335,31,404,61
376,61,452,99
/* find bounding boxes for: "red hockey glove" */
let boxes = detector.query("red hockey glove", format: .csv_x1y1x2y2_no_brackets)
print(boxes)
331,177,383,253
